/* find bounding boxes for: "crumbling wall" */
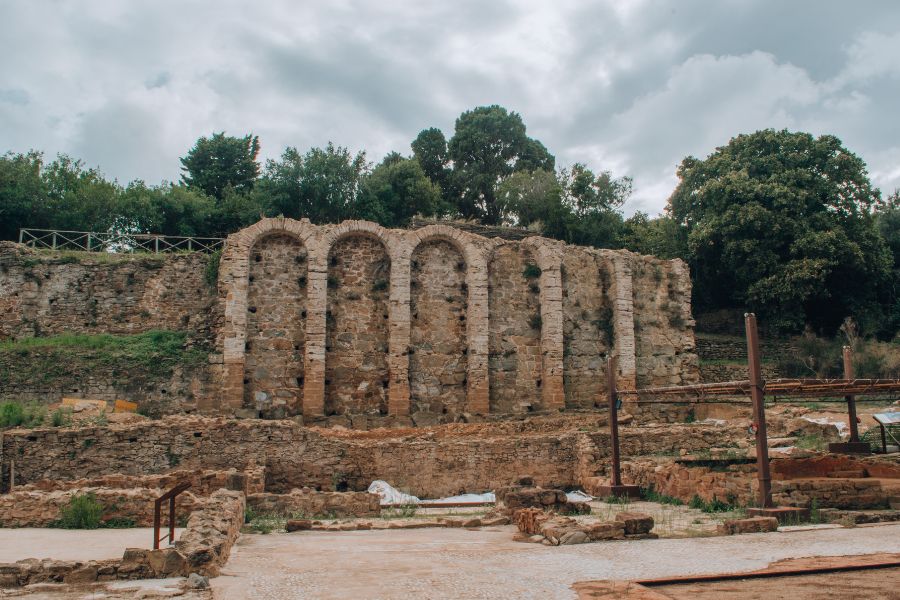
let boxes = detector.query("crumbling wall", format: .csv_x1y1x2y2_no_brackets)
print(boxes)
244,233,307,417
488,244,542,413
325,235,391,416
561,250,612,409
0,242,215,341
1,416,750,498
409,240,468,418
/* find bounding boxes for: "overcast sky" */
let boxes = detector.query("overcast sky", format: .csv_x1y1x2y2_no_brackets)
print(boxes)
2,1,900,215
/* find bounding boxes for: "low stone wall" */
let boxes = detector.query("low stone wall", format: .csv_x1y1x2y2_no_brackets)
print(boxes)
15,466,265,496
622,458,755,505
0,489,245,586
247,489,380,518
1,416,752,498
772,479,889,510
0,487,204,527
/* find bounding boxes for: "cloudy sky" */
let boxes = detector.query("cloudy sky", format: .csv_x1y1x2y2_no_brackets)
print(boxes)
2,1,900,214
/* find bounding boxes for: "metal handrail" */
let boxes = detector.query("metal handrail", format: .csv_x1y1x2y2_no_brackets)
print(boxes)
153,481,192,549
18,228,224,254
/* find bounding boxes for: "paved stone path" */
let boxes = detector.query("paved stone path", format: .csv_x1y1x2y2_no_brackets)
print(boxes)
0,528,182,562
211,523,900,599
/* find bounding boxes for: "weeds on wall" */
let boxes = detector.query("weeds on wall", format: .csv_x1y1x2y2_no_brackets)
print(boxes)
522,264,541,279
0,401,46,428
0,330,208,389
203,249,221,288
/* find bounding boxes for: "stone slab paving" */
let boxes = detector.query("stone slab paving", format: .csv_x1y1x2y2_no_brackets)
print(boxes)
211,523,900,600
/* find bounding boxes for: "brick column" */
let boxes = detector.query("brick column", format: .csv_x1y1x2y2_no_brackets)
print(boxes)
465,253,490,414
302,253,327,418
539,264,565,410
387,253,411,416
609,255,637,391
220,235,251,412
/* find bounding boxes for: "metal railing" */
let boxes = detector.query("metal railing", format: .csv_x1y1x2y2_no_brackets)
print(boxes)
18,228,224,254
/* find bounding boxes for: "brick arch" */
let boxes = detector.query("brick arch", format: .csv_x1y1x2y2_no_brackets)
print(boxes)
218,218,318,413
406,225,492,414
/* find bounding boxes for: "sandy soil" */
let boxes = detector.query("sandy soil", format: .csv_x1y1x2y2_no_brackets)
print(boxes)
0,528,183,562
210,522,900,599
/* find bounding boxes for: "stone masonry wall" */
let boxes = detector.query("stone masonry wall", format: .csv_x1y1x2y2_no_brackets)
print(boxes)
409,240,468,419
244,233,307,417
488,244,542,413
0,242,215,341
0,218,698,421
325,235,391,416
1,416,751,498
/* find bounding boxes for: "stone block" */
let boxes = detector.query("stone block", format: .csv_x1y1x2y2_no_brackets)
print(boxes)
747,506,810,524
718,517,778,535
286,519,313,532
614,512,654,535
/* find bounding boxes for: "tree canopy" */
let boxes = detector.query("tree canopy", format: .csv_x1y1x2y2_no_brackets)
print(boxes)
180,132,260,201
669,129,892,333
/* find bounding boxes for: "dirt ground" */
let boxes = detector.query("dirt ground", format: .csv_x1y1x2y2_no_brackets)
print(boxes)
210,522,900,599
0,528,183,562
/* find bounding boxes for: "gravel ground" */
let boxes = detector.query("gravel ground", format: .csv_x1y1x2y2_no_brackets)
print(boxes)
210,522,900,600
0,528,183,562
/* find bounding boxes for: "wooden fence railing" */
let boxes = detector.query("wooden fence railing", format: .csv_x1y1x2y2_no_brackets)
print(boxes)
18,229,224,254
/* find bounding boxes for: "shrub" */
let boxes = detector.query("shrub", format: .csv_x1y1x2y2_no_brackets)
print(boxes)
522,263,541,279
204,249,221,288
56,493,104,529
0,402,46,428
51,407,72,427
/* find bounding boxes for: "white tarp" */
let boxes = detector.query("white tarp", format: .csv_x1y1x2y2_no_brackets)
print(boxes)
566,490,593,503
368,480,592,506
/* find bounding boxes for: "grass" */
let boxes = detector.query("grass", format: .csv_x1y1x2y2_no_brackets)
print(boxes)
689,494,735,513
0,401,46,428
0,330,208,388
795,433,828,451
381,503,419,520
640,487,684,506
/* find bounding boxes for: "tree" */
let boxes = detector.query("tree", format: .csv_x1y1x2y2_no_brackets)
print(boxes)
117,182,216,236
257,143,372,224
875,191,900,337
0,151,48,240
447,105,555,224
360,155,444,227
669,129,893,333
180,132,260,201
621,212,687,260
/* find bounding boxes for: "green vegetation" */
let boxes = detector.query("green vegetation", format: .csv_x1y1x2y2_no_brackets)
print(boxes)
522,263,542,279
50,407,72,427
688,494,734,513
0,401,46,428
381,503,419,519
53,493,104,529
204,249,221,287
640,487,684,506
795,433,828,451
0,330,208,389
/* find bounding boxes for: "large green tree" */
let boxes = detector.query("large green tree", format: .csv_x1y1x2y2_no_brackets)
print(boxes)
180,132,260,201
669,129,892,333
445,105,555,224
257,143,374,224
360,153,444,227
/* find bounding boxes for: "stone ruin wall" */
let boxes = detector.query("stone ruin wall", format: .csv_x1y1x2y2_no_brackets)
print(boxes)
217,218,700,423
0,219,699,420
1,416,749,497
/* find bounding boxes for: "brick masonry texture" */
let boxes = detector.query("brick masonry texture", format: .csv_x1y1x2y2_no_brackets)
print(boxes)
1,416,751,498
217,218,698,421
0,219,698,421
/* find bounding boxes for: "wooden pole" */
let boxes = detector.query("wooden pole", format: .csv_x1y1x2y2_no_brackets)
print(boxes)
153,498,161,549
607,355,622,487
745,313,772,508
843,346,860,443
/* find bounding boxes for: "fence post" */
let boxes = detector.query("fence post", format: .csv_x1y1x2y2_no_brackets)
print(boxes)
51,231,57,250
745,313,772,508
18,230,23,244
187,238,192,252
86,233,91,252
843,346,860,443
154,237,159,254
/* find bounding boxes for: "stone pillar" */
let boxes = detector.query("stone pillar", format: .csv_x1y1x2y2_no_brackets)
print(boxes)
220,234,251,412
609,255,637,391
466,253,490,414
387,252,411,416
539,264,565,410
302,250,327,418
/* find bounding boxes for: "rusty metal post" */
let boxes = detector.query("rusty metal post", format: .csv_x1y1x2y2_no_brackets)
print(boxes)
152,498,162,549
745,313,772,508
843,346,860,443
168,495,176,546
607,355,622,487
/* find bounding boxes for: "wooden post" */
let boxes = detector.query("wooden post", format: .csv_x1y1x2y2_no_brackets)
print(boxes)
607,355,621,487
153,499,161,549
843,346,860,443
745,313,772,509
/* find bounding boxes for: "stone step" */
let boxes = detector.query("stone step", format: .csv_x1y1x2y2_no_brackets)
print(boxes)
827,470,867,479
